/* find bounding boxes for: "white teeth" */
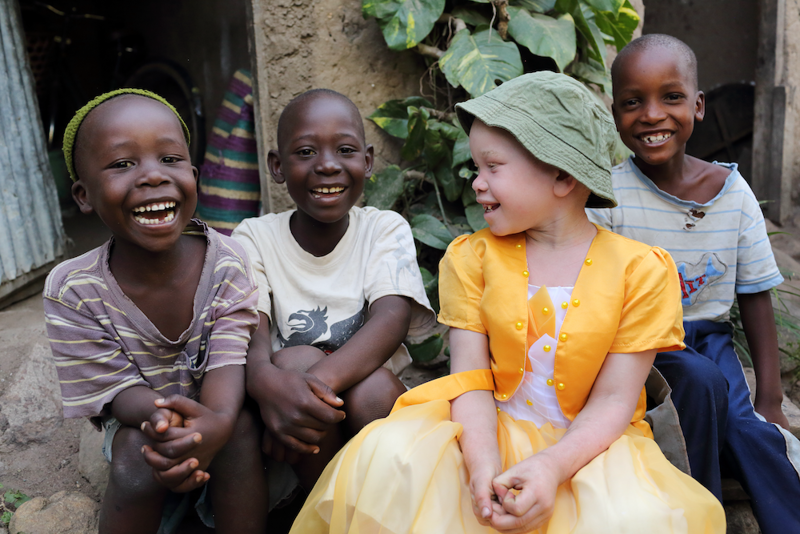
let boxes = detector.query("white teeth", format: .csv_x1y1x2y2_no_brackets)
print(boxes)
312,186,344,194
643,133,671,143
133,201,177,213
134,211,175,225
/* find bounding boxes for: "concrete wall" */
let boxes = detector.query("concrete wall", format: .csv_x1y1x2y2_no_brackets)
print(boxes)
642,0,759,91
247,0,427,214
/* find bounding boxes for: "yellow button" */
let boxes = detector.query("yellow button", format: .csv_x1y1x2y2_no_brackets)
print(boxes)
497,407,502,413
572,299,580,307
501,393,508,399
585,258,593,266
542,307,549,314
559,333,567,341
516,243,522,249
522,270,529,277
546,378,554,386
557,383,566,390
526,399,533,406
561,301,568,309
515,322,524,330
543,344,551,352
518,367,524,374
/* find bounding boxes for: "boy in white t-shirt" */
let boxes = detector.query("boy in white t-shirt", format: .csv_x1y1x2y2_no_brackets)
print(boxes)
232,89,434,498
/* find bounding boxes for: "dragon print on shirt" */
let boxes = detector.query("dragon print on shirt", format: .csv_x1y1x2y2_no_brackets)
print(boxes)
277,303,368,353
675,252,727,306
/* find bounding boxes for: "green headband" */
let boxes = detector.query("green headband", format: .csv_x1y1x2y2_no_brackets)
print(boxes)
62,88,191,182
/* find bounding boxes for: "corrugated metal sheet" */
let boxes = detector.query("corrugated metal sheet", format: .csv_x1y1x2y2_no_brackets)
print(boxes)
0,0,65,291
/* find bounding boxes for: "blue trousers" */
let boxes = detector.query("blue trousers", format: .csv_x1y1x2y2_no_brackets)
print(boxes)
655,320,800,534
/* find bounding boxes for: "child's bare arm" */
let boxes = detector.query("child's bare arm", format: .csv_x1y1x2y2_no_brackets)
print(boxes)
490,349,655,533
247,312,346,456
306,295,412,393
737,291,790,428
448,328,504,526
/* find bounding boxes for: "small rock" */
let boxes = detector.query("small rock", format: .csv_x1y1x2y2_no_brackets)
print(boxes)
78,420,108,495
724,501,761,534
9,491,99,534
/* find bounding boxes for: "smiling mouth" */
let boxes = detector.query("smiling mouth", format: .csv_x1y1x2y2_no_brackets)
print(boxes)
132,201,177,225
311,186,346,199
640,132,672,145
483,203,499,213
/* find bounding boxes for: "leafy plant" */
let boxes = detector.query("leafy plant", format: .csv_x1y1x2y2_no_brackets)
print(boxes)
361,0,640,362
0,484,31,526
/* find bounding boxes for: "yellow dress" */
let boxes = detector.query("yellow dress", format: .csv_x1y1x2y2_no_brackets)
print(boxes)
290,227,725,534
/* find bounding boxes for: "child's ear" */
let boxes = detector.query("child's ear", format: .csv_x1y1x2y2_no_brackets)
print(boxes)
553,170,578,199
71,180,94,215
364,144,374,178
694,91,706,123
192,166,199,183
267,149,285,184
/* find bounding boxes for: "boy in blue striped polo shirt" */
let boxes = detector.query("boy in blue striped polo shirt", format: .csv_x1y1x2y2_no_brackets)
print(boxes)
587,34,800,533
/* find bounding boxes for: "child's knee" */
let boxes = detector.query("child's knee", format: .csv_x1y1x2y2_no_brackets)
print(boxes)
271,345,327,372
108,427,162,494
343,368,406,428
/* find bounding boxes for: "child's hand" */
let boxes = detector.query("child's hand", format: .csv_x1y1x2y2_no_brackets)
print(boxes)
755,396,791,429
140,395,237,491
249,365,345,458
488,454,561,533
468,463,504,526
148,406,185,434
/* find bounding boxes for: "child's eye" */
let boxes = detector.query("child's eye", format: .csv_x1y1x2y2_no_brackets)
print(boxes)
338,147,357,154
297,148,316,157
665,93,684,102
161,156,180,164
622,98,639,107
110,161,133,169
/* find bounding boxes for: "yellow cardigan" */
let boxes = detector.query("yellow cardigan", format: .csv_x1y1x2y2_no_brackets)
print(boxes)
434,225,684,436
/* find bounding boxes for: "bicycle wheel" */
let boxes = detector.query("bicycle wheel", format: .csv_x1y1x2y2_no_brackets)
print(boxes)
124,59,206,166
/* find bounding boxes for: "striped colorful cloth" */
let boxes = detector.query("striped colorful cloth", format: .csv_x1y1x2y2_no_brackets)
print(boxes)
196,69,261,235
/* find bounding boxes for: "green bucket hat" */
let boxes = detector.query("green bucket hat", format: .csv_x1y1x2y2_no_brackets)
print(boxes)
455,71,617,208
62,88,191,182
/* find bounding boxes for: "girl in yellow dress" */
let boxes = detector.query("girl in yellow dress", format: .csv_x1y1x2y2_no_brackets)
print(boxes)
290,72,725,534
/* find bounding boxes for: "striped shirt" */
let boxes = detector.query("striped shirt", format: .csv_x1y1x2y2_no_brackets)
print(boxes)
44,220,259,423
587,157,783,322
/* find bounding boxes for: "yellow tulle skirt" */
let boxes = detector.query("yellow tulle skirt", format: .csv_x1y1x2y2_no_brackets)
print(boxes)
290,399,725,534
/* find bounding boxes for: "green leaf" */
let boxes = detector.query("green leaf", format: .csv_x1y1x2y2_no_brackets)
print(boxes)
458,164,476,179
451,7,490,26
367,0,446,51
593,6,639,50
511,0,557,13
364,165,405,210
507,7,576,72
407,334,444,362
439,28,523,97
452,128,472,167
582,0,623,15
1,510,11,526
423,127,448,168
434,158,465,202
576,3,607,65
368,97,433,139
462,186,488,231
419,267,440,310
429,120,462,140
570,58,611,94
411,214,453,249
402,107,429,161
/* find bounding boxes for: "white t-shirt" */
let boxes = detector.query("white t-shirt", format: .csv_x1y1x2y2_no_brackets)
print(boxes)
587,157,783,322
232,206,435,374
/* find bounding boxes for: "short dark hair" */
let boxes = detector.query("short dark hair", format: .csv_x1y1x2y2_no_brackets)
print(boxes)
277,88,365,151
612,34,698,90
